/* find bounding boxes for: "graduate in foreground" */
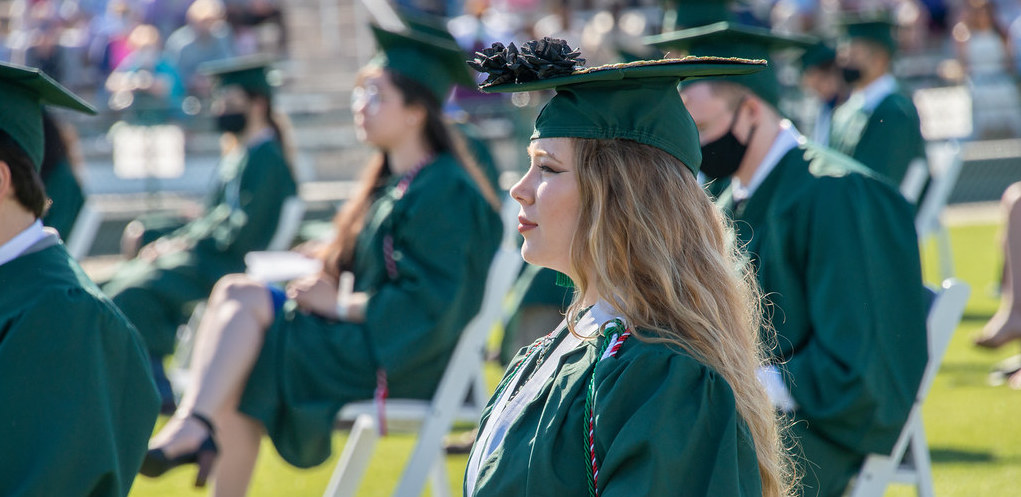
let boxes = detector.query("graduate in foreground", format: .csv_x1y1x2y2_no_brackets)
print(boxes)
463,39,792,497
0,61,160,497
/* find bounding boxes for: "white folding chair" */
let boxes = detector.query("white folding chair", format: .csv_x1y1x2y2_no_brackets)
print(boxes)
900,157,930,206
915,141,964,280
323,198,523,497
65,200,103,259
267,196,307,251
847,278,970,497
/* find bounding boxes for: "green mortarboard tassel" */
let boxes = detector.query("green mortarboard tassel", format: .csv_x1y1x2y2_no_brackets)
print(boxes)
555,271,575,289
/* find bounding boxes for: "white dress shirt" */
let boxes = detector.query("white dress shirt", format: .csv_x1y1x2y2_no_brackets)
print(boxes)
0,220,47,267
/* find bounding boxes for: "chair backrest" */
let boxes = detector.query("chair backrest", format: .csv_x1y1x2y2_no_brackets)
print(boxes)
900,157,930,205
916,278,970,402
915,140,964,240
428,197,523,419
266,196,306,251
65,200,103,259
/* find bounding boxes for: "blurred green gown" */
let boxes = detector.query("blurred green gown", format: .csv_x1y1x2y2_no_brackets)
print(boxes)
103,134,296,357
0,230,159,496
717,143,929,497
238,153,501,467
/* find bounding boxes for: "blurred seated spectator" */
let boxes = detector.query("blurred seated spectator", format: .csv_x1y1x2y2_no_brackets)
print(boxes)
223,0,287,56
165,0,234,98
954,0,1021,139
24,18,66,83
87,0,140,78
976,182,1021,355
106,24,185,124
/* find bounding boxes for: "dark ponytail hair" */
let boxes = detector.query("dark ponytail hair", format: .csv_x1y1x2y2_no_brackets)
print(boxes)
241,87,296,172
319,68,500,277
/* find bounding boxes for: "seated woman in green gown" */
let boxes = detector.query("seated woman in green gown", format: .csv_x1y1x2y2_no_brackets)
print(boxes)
138,23,503,494
462,40,792,497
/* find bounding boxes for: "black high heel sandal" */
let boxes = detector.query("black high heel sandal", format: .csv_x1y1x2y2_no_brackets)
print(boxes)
140,412,219,487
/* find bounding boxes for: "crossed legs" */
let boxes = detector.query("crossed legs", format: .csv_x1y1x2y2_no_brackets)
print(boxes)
147,274,274,496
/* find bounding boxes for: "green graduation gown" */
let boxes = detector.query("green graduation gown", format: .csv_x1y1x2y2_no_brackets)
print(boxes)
717,143,928,497
0,232,160,497
103,136,296,357
466,303,763,497
237,153,502,468
41,157,85,239
828,90,925,187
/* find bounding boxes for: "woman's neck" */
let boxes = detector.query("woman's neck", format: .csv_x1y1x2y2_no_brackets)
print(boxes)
387,134,432,175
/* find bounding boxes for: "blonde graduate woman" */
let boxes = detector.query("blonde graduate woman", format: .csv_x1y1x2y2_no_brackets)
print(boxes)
463,39,794,497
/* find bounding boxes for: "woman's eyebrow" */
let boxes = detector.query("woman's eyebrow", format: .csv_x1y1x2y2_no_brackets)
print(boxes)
528,147,561,164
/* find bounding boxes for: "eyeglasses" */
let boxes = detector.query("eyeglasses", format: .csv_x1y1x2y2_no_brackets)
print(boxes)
351,85,382,115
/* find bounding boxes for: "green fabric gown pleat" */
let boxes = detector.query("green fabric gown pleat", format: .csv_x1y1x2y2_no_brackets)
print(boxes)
717,144,928,497
103,137,296,357
829,92,925,188
0,241,160,497
237,153,502,468
467,325,763,496
41,157,85,239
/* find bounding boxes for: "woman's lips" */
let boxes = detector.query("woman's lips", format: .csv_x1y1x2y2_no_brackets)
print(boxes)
518,215,537,233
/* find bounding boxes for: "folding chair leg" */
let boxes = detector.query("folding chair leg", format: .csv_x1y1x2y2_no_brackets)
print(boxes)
428,451,452,497
936,223,954,280
323,414,379,497
907,419,934,497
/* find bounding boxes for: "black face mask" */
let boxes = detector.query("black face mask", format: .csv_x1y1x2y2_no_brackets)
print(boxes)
699,101,755,180
216,112,247,134
841,66,863,85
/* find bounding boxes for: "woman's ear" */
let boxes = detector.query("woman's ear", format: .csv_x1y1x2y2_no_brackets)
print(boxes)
0,160,11,200
405,104,427,128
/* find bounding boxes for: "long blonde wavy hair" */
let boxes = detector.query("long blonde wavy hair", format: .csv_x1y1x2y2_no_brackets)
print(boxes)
565,137,793,497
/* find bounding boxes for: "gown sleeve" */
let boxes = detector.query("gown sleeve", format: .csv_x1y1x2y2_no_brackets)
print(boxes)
783,175,927,454
592,347,763,497
852,95,924,186
361,176,498,376
183,142,295,257
0,287,160,497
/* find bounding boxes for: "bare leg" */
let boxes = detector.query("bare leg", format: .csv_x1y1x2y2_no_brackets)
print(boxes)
148,274,274,494
977,183,1021,348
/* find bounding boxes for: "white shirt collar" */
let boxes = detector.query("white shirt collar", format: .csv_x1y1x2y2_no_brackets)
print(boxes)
854,73,897,112
0,220,47,267
732,121,803,202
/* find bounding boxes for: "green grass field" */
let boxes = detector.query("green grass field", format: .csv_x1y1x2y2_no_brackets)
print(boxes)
130,221,1021,497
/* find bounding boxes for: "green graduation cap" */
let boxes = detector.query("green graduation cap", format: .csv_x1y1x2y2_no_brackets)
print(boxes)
470,39,766,175
0,61,96,170
841,14,898,55
799,41,837,70
199,54,278,96
369,20,474,103
660,0,733,32
645,21,815,107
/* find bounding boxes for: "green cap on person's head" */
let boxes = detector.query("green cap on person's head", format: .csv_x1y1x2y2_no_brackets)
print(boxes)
199,54,278,96
468,38,766,175
644,21,815,107
0,61,96,170
369,21,474,104
841,13,898,55
799,41,837,70
660,0,733,32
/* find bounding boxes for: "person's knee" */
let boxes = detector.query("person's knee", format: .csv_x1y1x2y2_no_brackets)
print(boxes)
1003,182,1021,210
210,274,272,324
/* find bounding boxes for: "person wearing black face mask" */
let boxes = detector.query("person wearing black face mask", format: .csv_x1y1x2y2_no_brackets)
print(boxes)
102,55,297,414
653,21,929,497
829,16,926,194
